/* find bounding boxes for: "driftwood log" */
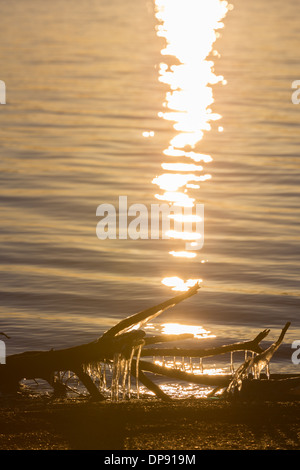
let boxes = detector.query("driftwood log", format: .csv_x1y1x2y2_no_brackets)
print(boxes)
0,284,297,401
0,285,200,397
220,322,300,400
141,328,271,358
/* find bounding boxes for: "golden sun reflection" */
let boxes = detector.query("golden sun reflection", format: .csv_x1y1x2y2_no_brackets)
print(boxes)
153,360,224,377
155,191,194,207
161,276,202,291
165,230,202,240
161,322,212,338
161,163,203,172
169,251,197,259
168,214,202,223
163,147,213,162
154,0,228,146
152,174,203,192
153,0,230,290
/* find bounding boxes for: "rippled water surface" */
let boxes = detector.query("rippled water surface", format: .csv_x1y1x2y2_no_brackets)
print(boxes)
0,0,300,375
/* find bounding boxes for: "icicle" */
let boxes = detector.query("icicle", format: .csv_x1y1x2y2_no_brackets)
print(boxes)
91,364,96,383
119,358,124,399
199,357,203,373
103,360,107,390
93,362,98,383
122,359,129,399
127,347,135,399
97,363,102,390
111,353,121,401
266,363,270,380
111,357,116,401
181,356,185,371
230,352,234,374
115,354,121,402
173,356,176,368
189,357,193,372
112,356,117,401
96,364,100,385
101,363,105,390
136,345,142,399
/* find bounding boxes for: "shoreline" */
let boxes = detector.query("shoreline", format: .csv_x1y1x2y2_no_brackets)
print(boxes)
0,396,299,450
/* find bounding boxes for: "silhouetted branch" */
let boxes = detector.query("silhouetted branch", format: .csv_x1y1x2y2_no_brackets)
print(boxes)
141,328,270,358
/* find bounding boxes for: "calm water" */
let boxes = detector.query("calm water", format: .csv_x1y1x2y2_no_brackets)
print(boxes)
0,0,300,376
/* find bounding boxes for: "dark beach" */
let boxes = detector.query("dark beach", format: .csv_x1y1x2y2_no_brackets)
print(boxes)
1,396,299,450
1,0,300,454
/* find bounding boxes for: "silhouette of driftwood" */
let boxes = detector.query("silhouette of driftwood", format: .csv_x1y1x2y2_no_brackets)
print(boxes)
137,359,231,387
0,284,297,402
136,324,297,401
0,286,199,396
141,328,271,358
220,322,299,400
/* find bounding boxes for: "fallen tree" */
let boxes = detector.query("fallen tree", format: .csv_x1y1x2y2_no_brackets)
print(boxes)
1,284,298,401
0,285,200,397
220,321,300,400
141,327,271,358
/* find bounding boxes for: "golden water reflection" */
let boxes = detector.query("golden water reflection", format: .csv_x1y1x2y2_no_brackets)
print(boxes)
169,251,197,259
154,362,225,377
153,0,230,289
161,322,214,338
161,276,201,291
159,383,223,399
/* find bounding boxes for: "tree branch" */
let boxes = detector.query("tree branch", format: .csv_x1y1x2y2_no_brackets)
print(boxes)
141,328,270,358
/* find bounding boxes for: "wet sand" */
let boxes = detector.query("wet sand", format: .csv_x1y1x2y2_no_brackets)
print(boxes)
0,396,299,450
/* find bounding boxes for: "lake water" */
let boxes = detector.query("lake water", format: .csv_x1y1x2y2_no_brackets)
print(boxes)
0,0,300,382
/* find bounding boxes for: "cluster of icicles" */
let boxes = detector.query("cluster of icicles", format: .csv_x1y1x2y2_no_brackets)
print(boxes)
54,349,256,402
153,350,255,374
83,345,143,402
